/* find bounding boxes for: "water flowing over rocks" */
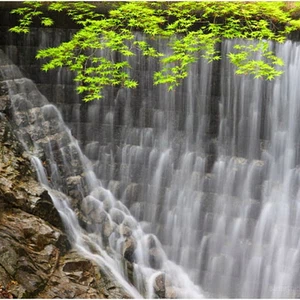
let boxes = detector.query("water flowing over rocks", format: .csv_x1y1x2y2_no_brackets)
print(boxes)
0,49,203,298
0,72,134,298
2,9,300,297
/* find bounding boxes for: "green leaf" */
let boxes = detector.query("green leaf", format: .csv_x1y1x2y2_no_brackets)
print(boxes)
41,17,54,27
10,0,296,101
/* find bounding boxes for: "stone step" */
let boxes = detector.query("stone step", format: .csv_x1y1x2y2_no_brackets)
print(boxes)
200,267,300,298
104,179,300,235
161,225,300,279
94,161,265,200
95,152,265,190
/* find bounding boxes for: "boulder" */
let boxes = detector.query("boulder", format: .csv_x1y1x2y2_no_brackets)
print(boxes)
165,286,177,299
148,247,164,270
154,273,166,298
123,237,137,263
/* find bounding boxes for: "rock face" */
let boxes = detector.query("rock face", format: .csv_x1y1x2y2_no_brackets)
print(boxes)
0,50,184,299
0,70,130,299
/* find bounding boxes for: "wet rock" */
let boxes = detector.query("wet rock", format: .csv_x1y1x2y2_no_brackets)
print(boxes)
123,236,136,263
69,189,84,202
15,267,45,294
76,208,93,231
0,109,128,298
110,207,125,225
145,234,165,269
154,273,166,298
0,51,141,299
32,194,64,230
9,283,27,299
12,111,31,127
10,94,32,112
103,198,114,211
153,273,174,298
0,80,9,98
115,200,131,215
0,64,24,82
122,215,138,230
0,95,11,113
97,267,132,299
118,224,132,237
38,251,104,298
148,247,164,269
147,234,159,248
34,131,70,150
66,175,82,187
103,219,115,238
124,259,135,285
0,113,66,233
0,203,130,298
90,209,108,224
165,286,177,299
81,196,95,214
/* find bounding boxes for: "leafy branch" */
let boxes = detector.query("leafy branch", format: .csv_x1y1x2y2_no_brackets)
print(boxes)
9,1,300,101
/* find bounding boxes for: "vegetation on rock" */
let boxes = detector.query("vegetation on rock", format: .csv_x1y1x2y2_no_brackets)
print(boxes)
10,1,300,101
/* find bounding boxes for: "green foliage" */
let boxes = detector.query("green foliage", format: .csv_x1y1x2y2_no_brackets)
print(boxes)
228,41,284,80
154,31,220,90
9,1,300,101
10,1,43,33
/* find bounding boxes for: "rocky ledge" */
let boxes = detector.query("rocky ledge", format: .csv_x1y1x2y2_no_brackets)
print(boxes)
0,76,130,298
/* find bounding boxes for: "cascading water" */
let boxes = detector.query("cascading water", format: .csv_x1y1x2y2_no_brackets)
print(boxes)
3,30,300,298
194,40,300,298
76,38,300,298
0,49,203,298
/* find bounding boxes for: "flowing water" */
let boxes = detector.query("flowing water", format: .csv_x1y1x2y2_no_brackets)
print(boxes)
198,40,300,298
0,49,203,298
2,35,300,298
194,40,300,297
77,39,300,298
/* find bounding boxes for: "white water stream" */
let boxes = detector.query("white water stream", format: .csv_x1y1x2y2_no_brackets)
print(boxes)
3,48,203,298
2,37,300,298
83,39,300,298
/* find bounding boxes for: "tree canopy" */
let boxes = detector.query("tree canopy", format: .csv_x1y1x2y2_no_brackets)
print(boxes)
10,1,300,101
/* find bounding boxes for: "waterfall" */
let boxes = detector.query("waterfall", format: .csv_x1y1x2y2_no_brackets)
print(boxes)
0,49,203,298
2,33,300,298
196,40,300,298
74,38,300,298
